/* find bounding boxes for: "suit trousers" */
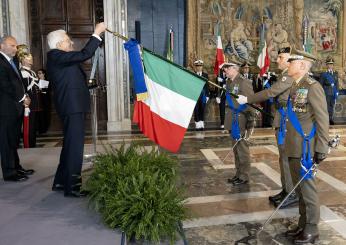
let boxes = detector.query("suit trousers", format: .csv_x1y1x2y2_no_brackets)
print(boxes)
232,138,251,181
53,113,85,193
219,97,226,125
275,129,294,193
326,95,335,121
288,157,319,235
0,115,23,178
194,98,206,122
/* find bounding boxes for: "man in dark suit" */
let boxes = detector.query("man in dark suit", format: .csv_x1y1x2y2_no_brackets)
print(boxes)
0,36,34,181
47,22,106,197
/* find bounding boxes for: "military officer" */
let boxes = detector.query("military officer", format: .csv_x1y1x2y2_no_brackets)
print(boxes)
284,50,329,244
193,59,209,130
221,61,256,186
215,70,226,129
240,61,258,92
319,56,339,124
237,47,298,208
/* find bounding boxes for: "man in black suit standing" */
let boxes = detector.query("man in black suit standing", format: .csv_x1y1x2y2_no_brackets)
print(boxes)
47,22,106,197
0,36,34,181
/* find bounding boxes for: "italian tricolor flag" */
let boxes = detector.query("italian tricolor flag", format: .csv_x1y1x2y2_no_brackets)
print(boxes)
213,32,225,75
125,39,206,152
257,23,270,76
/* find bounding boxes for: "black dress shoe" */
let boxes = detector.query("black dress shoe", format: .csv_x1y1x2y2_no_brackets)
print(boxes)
274,194,299,209
52,184,64,191
17,168,35,175
232,178,248,186
227,176,238,183
269,190,286,203
64,190,89,198
294,232,319,244
285,227,303,237
4,173,28,182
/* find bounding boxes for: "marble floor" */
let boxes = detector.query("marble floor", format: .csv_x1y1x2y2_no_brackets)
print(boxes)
1,126,346,244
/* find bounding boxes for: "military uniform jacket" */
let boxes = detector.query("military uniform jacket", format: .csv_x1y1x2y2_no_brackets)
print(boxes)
319,70,338,96
224,73,256,132
285,75,329,158
20,67,43,111
199,72,209,99
247,70,294,128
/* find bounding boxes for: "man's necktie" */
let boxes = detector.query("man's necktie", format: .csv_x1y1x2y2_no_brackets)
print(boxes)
10,59,20,76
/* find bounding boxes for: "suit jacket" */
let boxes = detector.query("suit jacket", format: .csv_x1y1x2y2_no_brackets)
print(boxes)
319,70,338,96
285,75,329,158
247,70,294,128
0,53,25,116
224,73,256,132
46,36,101,116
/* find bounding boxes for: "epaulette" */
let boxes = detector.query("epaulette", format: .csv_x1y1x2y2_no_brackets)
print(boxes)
306,76,317,85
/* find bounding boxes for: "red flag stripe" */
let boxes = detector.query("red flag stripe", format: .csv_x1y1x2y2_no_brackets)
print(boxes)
133,101,187,152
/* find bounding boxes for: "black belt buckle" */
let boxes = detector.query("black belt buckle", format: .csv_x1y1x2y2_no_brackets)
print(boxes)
88,79,98,89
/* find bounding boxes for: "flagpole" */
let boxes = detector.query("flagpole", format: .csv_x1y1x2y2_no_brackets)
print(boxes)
106,29,272,118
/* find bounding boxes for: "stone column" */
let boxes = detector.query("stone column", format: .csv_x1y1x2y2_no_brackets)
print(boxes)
0,0,29,44
343,1,346,68
103,0,131,131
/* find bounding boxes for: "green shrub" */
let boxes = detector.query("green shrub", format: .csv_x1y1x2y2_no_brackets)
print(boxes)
84,143,187,244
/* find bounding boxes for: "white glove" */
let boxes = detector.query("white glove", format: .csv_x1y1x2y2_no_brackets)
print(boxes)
216,97,221,104
24,107,31,116
217,77,223,82
222,84,226,89
206,97,209,103
236,95,248,105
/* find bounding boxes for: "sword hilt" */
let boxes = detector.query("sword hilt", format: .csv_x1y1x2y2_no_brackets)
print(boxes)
328,134,340,149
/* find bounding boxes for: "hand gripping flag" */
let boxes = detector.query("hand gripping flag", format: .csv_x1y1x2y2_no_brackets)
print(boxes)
124,39,206,152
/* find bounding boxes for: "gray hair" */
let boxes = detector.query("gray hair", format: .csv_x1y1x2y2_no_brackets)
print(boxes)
47,30,66,49
0,35,15,44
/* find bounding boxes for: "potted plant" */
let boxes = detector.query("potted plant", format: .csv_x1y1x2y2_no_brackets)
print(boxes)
84,143,187,244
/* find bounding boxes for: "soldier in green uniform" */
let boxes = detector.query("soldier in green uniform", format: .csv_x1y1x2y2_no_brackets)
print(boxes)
236,47,298,208
221,61,256,186
284,50,329,244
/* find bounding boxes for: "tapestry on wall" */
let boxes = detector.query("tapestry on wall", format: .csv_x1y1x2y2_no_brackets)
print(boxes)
191,0,343,73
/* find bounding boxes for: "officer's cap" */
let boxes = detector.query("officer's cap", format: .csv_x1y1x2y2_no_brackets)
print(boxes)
287,49,316,63
326,56,334,64
219,59,242,69
194,59,204,66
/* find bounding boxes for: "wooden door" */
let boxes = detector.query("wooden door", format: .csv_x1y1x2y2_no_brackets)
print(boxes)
28,0,107,132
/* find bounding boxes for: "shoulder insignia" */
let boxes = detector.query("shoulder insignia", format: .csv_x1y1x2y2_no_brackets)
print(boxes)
282,76,287,82
306,76,317,85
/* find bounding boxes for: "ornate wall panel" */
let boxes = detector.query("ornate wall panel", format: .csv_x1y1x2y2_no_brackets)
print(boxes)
187,0,345,76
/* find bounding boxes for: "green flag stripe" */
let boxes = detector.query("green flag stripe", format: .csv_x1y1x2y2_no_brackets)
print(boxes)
143,50,205,101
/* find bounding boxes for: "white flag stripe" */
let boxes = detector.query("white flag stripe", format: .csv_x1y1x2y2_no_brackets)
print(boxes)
257,41,267,68
143,74,196,128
